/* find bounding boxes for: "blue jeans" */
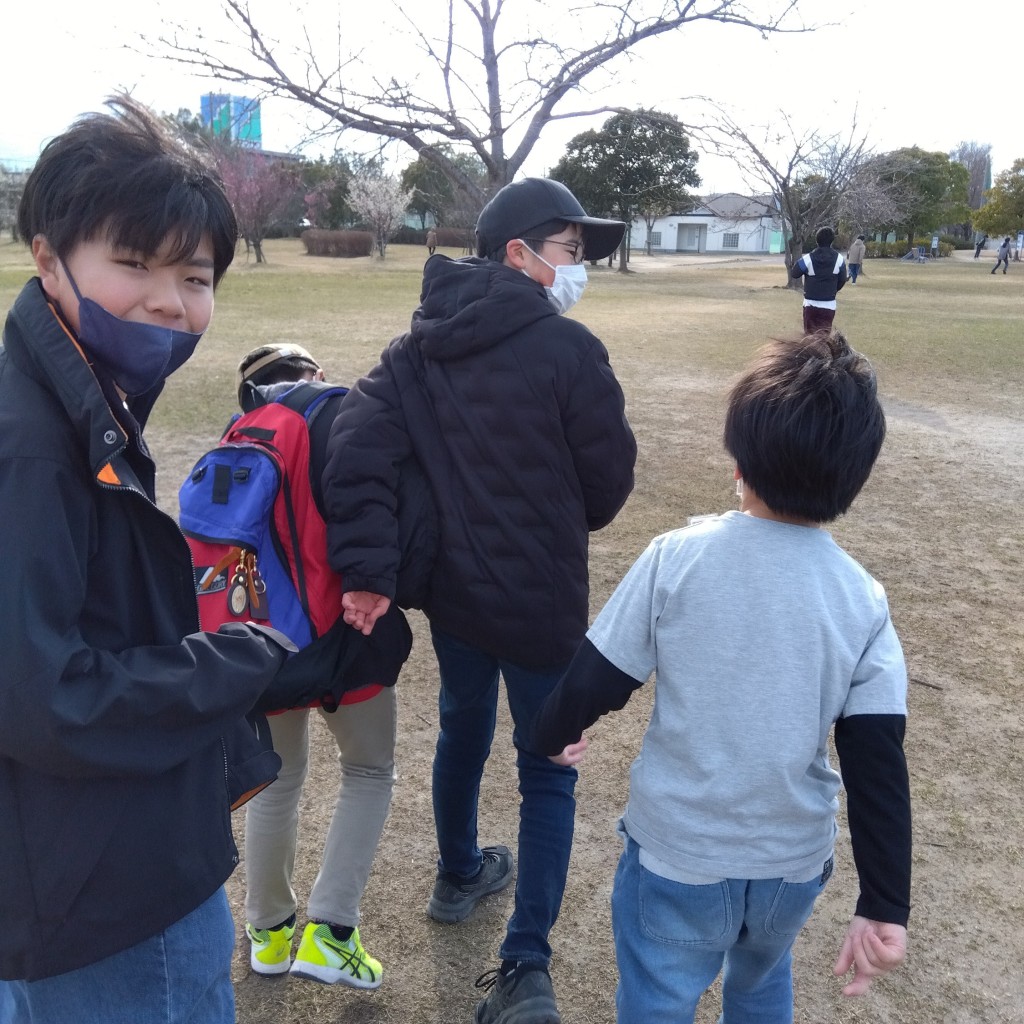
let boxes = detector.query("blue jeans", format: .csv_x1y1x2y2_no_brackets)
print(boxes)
849,262,861,283
430,626,577,966
611,834,829,1024
0,888,235,1024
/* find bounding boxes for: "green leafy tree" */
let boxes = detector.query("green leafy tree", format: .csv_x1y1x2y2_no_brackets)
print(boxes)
402,149,489,233
872,147,969,245
401,156,453,229
162,107,211,142
973,159,1024,237
551,109,700,268
303,154,355,229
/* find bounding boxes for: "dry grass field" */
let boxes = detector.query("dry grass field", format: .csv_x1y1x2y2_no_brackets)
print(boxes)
1,239,1021,1024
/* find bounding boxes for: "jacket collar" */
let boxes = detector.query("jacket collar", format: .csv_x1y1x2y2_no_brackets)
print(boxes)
4,279,157,491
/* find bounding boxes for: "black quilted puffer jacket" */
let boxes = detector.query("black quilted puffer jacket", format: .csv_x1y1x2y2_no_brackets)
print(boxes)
323,255,636,669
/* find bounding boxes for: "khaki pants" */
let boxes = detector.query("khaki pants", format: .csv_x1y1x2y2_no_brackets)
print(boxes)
244,687,397,929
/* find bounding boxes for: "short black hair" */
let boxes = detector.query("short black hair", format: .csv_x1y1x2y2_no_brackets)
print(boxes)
18,93,237,286
816,226,836,247
493,218,571,262
723,332,885,523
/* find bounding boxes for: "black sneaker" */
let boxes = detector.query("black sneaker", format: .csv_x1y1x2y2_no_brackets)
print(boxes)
427,845,514,923
474,964,560,1024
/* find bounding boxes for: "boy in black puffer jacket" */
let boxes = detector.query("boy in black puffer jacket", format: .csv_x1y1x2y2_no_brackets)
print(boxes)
322,178,637,1024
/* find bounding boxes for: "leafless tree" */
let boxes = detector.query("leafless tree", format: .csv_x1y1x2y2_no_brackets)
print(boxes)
0,166,25,243
949,141,992,211
685,103,902,287
153,0,807,206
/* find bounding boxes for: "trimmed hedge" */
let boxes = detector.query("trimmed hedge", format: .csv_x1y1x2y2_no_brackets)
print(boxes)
864,238,955,259
300,229,374,258
393,225,476,249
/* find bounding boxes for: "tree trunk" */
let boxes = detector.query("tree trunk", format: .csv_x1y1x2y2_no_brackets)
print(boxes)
785,240,802,289
617,234,629,273
253,238,265,264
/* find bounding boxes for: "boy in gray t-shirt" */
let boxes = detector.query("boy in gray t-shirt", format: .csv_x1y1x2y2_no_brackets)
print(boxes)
534,332,910,1023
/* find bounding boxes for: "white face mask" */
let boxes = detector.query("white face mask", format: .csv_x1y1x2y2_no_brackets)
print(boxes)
519,242,588,314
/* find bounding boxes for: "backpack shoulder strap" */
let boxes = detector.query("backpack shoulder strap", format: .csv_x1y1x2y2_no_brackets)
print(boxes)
276,380,349,428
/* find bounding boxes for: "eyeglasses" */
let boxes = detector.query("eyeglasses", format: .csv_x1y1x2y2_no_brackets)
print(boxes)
523,237,586,265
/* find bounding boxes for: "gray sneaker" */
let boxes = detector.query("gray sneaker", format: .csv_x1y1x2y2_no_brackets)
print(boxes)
474,964,560,1024
427,845,514,923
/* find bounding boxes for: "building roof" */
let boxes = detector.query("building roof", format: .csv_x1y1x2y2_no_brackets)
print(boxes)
693,192,778,219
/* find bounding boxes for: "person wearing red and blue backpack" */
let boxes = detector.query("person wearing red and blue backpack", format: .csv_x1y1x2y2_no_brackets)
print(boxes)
229,344,422,990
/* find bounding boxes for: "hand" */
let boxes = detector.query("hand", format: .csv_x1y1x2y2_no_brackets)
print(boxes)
341,591,392,636
834,916,907,997
549,735,588,766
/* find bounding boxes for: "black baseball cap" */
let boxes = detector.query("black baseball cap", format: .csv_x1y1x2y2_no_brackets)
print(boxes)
476,178,626,262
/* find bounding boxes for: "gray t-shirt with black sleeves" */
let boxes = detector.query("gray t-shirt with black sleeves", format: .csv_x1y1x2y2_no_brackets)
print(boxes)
587,510,907,884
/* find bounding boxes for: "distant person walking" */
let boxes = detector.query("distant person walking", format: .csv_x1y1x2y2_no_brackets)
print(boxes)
974,234,988,259
847,235,866,284
791,226,848,334
991,237,1011,275
426,228,438,256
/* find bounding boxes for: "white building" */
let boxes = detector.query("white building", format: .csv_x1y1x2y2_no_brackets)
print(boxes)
631,193,785,255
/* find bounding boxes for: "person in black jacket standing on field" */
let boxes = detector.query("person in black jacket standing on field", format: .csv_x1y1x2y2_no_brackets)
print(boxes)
791,226,848,335
321,177,637,1024
0,97,361,1024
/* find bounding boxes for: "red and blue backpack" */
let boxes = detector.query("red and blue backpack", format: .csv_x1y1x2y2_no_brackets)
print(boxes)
178,381,378,708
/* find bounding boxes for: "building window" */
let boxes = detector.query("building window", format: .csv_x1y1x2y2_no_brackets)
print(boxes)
723,233,740,248
650,231,662,246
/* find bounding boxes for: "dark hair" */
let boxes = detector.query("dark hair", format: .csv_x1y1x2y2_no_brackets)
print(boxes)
723,332,885,523
815,226,836,247
484,218,570,262
18,94,237,286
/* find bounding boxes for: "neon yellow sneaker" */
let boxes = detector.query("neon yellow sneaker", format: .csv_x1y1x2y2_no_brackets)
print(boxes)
289,923,382,988
245,918,296,975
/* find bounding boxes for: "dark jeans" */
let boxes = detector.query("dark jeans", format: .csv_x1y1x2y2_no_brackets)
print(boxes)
848,262,861,283
429,625,577,966
802,305,836,335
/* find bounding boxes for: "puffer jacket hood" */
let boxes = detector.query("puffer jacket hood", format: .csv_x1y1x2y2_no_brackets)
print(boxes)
412,255,557,361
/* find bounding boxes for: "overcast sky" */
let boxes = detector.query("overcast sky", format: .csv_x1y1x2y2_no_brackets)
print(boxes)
4,2,1020,195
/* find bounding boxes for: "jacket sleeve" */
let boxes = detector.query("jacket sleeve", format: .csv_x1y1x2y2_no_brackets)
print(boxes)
562,337,637,531
790,256,805,279
322,343,412,598
0,457,290,780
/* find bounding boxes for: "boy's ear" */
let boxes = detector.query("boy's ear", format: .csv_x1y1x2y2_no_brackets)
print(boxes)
504,238,529,270
31,236,62,297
